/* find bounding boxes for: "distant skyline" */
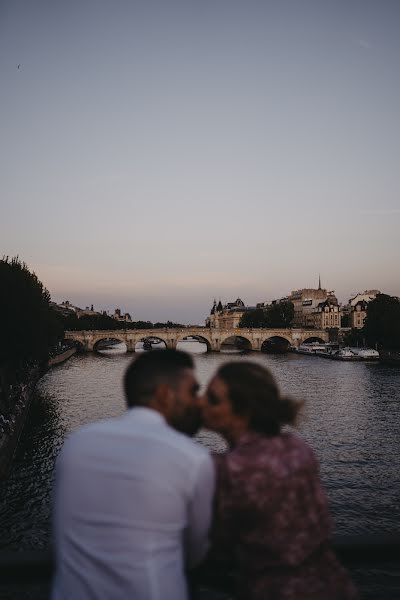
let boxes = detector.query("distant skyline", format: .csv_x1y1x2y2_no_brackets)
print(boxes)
1,1,399,323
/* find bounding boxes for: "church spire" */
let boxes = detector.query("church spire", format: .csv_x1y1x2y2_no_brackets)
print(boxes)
318,274,322,290
210,298,217,315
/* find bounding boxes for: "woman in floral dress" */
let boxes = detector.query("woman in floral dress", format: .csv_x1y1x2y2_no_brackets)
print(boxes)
202,361,358,600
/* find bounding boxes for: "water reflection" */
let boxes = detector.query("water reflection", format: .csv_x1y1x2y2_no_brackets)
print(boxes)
0,390,64,551
0,349,399,599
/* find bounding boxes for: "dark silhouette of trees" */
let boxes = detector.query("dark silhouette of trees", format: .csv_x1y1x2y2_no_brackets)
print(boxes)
364,294,400,350
239,308,267,328
0,257,63,369
61,314,186,331
62,312,121,331
153,320,186,329
239,302,294,328
265,301,294,327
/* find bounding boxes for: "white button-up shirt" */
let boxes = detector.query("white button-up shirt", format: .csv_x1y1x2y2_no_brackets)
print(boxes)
52,407,215,600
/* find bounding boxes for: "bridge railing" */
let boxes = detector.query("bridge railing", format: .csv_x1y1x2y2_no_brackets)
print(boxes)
1,535,399,586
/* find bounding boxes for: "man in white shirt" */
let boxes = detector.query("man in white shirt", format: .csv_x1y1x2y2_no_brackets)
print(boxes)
52,349,215,600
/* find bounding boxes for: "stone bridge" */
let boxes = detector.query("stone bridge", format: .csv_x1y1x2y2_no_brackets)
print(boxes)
64,328,329,353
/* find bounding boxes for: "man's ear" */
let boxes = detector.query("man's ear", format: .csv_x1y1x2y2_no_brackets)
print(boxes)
153,383,174,417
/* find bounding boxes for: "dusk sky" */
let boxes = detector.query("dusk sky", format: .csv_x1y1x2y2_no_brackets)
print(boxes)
1,1,399,323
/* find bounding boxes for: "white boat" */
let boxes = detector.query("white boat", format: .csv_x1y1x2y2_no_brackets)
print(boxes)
330,347,359,361
296,342,328,355
350,347,380,360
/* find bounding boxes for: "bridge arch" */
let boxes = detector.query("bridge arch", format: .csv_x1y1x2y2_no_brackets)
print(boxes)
302,335,326,345
220,334,253,352
92,335,128,353
175,334,211,352
135,335,168,351
260,335,292,353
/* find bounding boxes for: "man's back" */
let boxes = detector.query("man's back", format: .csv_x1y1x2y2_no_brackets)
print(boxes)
52,407,214,600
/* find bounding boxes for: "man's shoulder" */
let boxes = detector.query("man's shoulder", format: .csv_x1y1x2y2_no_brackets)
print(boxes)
161,425,211,464
60,413,210,465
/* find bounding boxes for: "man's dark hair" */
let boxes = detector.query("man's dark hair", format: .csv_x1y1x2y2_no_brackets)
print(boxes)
124,349,194,408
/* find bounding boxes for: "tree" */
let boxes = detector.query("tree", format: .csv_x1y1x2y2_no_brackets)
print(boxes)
363,294,400,350
0,257,64,369
264,301,294,328
239,302,294,328
239,308,266,328
62,312,120,331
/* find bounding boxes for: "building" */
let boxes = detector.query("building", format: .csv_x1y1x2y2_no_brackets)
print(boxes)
52,301,101,318
310,300,341,329
206,298,251,328
350,300,369,329
111,308,132,323
288,278,338,327
346,290,380,329
256,297,289,309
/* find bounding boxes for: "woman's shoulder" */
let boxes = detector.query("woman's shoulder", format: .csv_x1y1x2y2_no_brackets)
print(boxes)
224,431,319,476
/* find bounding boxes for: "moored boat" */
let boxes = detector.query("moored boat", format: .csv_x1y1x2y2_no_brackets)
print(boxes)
350,347,380,360
295,342,328,355
329,347,359,361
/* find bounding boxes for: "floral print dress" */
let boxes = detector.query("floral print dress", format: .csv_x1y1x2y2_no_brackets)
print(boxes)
212,431,358,600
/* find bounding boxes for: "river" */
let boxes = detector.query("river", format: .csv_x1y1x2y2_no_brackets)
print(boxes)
1,343,399,598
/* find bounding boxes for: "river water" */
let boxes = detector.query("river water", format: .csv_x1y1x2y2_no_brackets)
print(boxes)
1,343,400,598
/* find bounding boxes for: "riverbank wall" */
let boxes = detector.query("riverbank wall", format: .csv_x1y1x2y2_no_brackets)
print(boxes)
0,347,77,479
48,346,77,367
0,366,41,480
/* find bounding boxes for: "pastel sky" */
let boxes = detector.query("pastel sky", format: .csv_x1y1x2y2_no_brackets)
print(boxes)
1,0,399,323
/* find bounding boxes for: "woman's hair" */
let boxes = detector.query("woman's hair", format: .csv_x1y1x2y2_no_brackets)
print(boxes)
216,361,302,436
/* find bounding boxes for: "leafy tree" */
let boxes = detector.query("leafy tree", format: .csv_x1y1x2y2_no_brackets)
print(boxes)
62,312,120,331
153,321,186,329
0,257,63,369
62,315,187,331
128,321,153,330
341,313,350,328
342,328,366,347
363,294,400,350
239,308,266,328
264,301,294,328
239,302,294,328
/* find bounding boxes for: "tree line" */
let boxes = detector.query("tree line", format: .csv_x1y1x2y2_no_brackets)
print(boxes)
62,313,186,331
0,257,63,372
363,294,400,350
239,301,295,328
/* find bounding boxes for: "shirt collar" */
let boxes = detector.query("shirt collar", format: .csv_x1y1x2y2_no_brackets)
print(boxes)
125,406,167,425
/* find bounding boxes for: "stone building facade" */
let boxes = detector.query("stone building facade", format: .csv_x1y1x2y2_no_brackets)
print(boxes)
287,280,338,328
345,290,380,329
206,298,249,328
309,300,341,329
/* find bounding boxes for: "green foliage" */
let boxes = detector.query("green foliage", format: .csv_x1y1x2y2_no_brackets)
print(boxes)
264,301,294,327
239,302,294,328
62,314,186,331
343,328,365,347
364,294,400,350
341,313,350,328
0,256,64,368
62,312,121,331
153,320,185,329
239,308,266,328
128,321,153,329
